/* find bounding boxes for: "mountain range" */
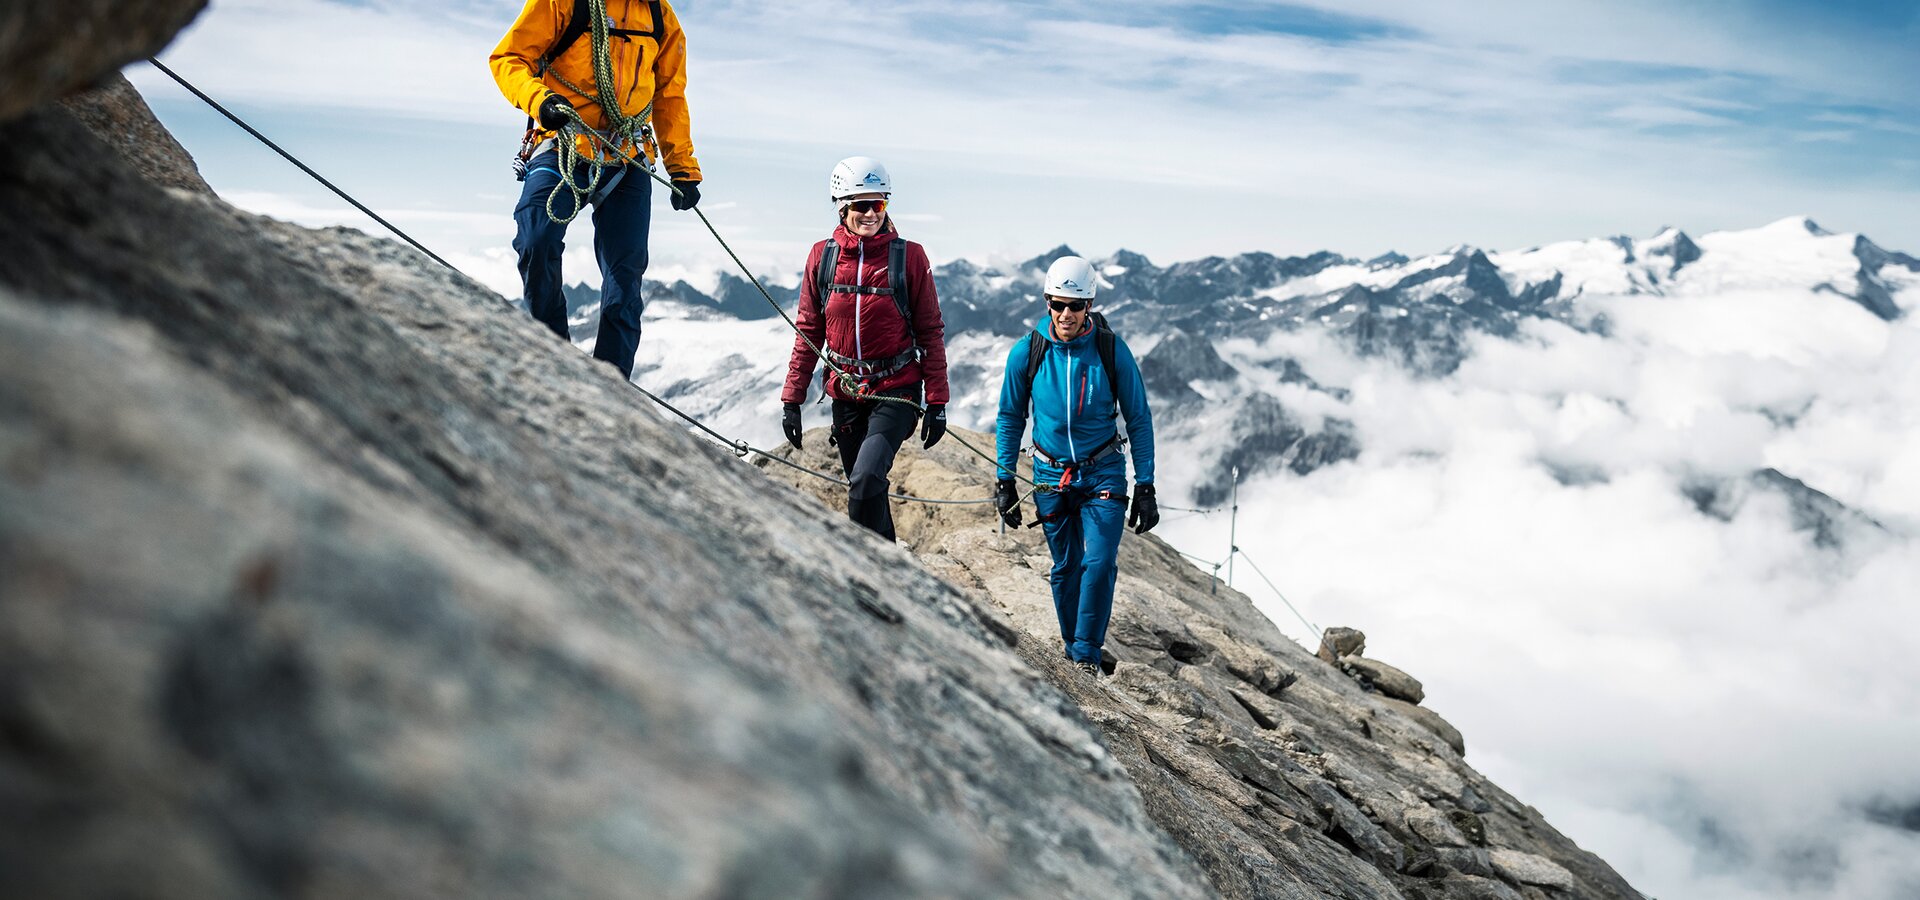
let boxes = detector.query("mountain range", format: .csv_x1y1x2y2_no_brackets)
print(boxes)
590,216,1918,534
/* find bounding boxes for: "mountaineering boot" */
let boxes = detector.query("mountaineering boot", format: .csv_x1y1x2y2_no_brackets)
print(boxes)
1074,660,1103,678
847,491,896,542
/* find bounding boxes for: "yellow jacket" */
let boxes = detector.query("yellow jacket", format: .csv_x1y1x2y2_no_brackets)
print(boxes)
490,0,701,181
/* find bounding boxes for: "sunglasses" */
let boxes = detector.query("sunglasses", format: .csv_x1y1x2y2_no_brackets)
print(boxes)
1048,299,1089,313
846,198,888,214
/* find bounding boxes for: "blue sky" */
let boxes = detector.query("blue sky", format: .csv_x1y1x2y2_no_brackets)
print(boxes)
134,0,1920,295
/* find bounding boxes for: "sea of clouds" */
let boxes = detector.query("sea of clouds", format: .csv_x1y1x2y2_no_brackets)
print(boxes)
1157,266,1920,899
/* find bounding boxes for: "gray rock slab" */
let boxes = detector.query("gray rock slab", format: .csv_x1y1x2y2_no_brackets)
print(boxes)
1342,657,1427,705
1490,848,1577,890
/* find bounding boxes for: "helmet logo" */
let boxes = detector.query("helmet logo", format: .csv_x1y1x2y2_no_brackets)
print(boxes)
1061,279,1079,289
863,173,884,185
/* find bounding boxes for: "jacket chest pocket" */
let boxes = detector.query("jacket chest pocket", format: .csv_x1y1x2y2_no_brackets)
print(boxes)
615,39,655,109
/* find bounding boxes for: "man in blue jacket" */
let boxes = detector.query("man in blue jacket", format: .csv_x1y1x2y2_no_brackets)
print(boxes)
995,256,1158,678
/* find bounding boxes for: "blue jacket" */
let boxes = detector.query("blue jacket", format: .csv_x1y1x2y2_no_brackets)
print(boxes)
996,316,1155,488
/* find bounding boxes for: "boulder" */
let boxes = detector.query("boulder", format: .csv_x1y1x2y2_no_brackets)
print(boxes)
1343,657,1427,705
1319,626,1367,661
1382,696,1465,756
1490,848,1577,890
0,0,207,122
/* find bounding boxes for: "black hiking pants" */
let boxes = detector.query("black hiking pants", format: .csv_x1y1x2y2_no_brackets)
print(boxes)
831,386,920,542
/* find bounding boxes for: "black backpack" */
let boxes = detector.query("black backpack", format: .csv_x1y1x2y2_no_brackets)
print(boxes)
813,239,915,346
539,0,665,77
1019,311,1119,410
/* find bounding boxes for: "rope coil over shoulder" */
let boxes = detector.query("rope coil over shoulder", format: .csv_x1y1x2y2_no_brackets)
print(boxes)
539,0,658,225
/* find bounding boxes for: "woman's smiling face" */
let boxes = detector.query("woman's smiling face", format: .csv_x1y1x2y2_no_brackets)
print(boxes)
842,193,887,237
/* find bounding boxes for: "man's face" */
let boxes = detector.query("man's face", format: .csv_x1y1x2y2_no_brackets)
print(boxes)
1048,294,1090,338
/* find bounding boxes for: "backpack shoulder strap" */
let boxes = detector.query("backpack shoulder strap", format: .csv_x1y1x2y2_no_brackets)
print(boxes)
542,0,595,73
606,0,666,39
889,239,914,343
813,241,839,317
1091,312,1120,405
1022,330,1047,396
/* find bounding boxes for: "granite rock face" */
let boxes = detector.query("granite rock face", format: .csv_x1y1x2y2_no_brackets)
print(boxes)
58,71,212,194
0,0,206,122
0,104,1212,899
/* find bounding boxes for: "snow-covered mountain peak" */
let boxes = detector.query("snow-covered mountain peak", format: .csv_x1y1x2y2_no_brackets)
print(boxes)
1105,248,1156,271
1764,214,1832,237
1023,244,1081,272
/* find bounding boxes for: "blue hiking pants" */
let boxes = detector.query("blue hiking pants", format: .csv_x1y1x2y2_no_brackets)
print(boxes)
1033,455,1129,664
513,147,652,378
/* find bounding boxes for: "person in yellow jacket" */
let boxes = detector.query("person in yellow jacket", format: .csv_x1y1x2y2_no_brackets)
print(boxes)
490,0,703,378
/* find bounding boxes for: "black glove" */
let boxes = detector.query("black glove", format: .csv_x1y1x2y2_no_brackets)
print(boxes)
537,93,575,131
782,403,803,450
994,478,1022,528
670,179,701,211
1128,483,1159,534
920,403,947,450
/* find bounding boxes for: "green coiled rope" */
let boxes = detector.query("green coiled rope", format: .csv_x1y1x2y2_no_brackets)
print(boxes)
543,0,653,225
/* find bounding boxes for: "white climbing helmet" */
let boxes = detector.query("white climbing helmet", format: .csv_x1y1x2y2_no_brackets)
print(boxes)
830,156,892,203
1045,256,1097,300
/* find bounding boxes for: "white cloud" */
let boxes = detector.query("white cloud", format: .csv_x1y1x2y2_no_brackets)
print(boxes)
1157,230,1920,899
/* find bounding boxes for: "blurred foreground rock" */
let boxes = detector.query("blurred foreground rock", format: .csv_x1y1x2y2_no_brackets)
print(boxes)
0,0,206,122
0,96,1208,898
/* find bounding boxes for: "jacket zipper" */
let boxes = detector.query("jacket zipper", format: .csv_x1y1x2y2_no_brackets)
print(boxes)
854,244,865,359
1064,345,1077,461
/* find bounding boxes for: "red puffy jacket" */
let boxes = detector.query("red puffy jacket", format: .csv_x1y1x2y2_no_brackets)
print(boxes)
782,224,950,404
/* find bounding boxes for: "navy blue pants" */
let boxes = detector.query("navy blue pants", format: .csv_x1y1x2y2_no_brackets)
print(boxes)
513,148,652,378
1033,454,1129,664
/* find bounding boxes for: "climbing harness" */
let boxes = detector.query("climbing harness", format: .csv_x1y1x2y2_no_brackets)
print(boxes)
1029,435,1126,492
809,237,925,393
1025,487,1128,529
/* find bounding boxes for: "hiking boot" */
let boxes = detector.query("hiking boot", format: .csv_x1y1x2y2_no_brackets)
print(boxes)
1073,660,1103,678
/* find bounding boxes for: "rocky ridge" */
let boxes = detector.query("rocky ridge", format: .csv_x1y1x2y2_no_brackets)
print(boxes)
762,430,1638,898
0,17,1638,899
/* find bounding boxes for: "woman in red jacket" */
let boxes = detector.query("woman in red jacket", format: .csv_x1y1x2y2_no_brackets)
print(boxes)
781,157,950,541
